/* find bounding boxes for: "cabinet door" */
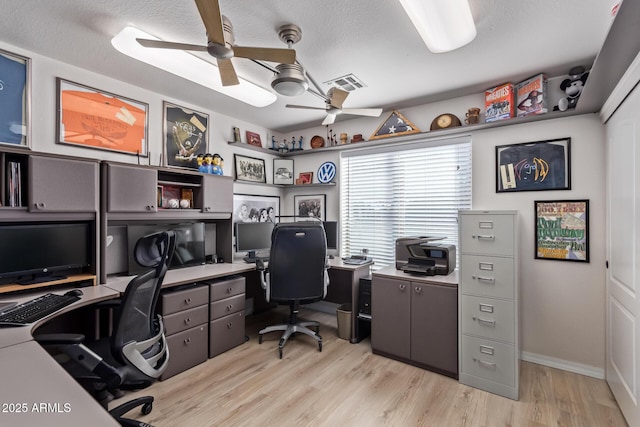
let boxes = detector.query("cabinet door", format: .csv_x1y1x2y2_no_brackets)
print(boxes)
28,156,98,212
107,164,157,212
371,276,410,359
411,282,458,376
202,174,233,213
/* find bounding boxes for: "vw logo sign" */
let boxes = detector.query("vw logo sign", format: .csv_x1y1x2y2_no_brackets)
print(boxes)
317,161,336,183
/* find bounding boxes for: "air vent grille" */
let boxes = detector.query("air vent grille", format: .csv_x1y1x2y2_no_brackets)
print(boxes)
324,73,367,92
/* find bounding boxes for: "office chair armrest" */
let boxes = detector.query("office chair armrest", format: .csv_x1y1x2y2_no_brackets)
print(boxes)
35,333,85,345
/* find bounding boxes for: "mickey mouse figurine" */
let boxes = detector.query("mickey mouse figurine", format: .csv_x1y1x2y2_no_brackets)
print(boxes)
554,66,589,111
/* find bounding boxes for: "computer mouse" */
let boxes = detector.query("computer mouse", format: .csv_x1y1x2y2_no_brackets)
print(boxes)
65,289,84,297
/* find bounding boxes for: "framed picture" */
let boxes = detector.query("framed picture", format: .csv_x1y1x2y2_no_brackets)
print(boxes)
181,188,194,208
246,131,262,147
535,199,589,262
294,194,326,221
233,193,279,223
164,101,208,169
0,48,31,148
273,158,294,185
496,137,571,192
234,154,266,183
56,78,148,156
298,171,313,185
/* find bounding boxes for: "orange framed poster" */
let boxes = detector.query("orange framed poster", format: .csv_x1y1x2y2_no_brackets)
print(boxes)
56,78,148,156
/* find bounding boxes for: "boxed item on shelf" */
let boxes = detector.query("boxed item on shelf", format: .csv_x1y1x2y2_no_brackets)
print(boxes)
516,73,548,117
485,83,515,122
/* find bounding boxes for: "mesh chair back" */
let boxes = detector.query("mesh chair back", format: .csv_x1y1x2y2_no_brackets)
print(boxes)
268,222,327,302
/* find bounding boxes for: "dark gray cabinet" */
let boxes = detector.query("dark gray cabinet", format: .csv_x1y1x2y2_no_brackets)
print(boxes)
106,163,157,213
202,174,233,213
208,277,245,358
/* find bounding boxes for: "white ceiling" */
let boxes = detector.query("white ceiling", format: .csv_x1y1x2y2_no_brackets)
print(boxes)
0,0,618,133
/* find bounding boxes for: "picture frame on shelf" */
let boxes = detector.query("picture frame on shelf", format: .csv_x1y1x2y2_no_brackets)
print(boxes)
297,171,313,185
180,188,194,209
163,101,208,170
56,78,148,156
0,48,31,148
535,199,589,262
273,158,294,185
496,137,571,193
246,131,262,147
157,185,163,208
294,194,326,221
234,154,266,183
233,193,279,224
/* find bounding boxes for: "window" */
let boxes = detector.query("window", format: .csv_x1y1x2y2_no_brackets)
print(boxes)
340,136,472,269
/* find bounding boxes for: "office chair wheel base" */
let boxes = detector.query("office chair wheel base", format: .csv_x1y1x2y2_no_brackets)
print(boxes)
279,348,283,359
141,402,153,415
318,341,322,352
258,335,263,344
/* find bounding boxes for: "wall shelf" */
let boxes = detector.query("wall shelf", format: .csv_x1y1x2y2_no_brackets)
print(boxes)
233,180,336,188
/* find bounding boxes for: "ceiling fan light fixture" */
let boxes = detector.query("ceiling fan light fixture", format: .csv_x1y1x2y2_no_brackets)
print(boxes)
397,0,476,53
271,63,309,96
111,26,277,107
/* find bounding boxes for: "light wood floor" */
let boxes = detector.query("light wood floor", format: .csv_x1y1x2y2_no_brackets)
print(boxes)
111,307,628,427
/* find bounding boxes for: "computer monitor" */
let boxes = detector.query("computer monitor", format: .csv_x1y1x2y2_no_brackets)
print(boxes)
235,222,274,261
323,221,338,250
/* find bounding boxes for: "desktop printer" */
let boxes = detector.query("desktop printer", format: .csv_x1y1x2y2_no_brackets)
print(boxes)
395,237,456,276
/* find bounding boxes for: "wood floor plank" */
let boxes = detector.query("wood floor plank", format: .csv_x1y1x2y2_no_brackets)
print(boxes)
109,307,628,427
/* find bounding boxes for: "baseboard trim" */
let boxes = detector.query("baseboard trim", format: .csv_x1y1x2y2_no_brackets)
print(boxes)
521,351,604,379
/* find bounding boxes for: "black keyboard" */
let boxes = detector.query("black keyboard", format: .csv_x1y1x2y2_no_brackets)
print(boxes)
0,293,81,326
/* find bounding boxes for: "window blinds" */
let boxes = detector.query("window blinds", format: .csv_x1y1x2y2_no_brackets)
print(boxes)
340,136,472,269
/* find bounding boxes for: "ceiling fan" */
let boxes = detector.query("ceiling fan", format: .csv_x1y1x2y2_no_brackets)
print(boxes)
286,87,383,125
135,0,296,86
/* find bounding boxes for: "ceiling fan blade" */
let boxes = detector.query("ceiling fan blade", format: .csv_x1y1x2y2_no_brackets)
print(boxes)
322,114,337,126
328,87,349,109
136,38,209,51
233,46,296,64
217,58,239,86
341,107,383,117
285,104,327,111
195,0,225,45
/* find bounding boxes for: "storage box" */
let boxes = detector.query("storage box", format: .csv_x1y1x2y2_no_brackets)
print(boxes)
484,83,515,122
516,73,548,117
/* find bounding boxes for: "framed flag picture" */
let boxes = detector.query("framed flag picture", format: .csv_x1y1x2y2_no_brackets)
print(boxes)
0,48,31,148
369,110,420,140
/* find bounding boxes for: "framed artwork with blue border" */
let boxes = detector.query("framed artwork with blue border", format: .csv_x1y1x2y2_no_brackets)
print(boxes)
0,48,31,148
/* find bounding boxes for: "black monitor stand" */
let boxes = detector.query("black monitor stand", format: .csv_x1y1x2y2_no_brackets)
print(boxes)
243,251,257,264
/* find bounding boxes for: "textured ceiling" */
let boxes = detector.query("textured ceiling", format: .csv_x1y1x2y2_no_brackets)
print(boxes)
0,0,618,133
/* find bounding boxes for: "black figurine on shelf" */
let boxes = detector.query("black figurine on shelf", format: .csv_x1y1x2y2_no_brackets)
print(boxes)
271,135,277,151
290,136,296,151
298,136,303,150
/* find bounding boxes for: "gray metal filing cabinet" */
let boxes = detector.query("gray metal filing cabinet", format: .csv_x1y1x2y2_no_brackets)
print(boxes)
458,210,519,400
208,276,246,358
160,285,209,380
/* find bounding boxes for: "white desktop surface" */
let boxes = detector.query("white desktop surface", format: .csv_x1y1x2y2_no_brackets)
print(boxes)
372,265,458,286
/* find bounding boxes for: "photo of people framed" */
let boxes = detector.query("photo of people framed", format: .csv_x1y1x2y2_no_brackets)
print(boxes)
0,48,31,148
496,137,571,193
234,154,266,183
56,78,148,156
273,158,294,185
535,199,589,262
233,193,279,223
294,194,326,221
163,101,208,170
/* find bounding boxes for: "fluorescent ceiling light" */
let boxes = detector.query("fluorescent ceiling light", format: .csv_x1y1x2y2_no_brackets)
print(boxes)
398,0,476,53
111,26,277,107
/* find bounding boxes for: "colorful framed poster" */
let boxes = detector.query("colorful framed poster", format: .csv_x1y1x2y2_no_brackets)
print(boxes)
56,78,148,156
535,199,589,262
496,137,571,192
294,194,326,221
164,101,208,169
0,48,31,148
233,193,279,223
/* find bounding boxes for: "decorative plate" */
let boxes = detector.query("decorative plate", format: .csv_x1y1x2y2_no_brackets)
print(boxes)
310,135,325,149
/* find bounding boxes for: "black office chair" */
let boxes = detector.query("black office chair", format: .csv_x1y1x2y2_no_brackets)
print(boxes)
257,222,329,358
36,231,176,427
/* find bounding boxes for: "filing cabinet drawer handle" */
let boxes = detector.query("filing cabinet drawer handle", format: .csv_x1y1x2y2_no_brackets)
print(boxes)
185,297,192,304
184,317,191,325
227,322,233,329
473,358,496,369
472,316,496,326
227,287,233,293
472,234,495,240
184,338,191,345
414,286,422,294
398,284,406,291
227,304,233,311
472,275,495,283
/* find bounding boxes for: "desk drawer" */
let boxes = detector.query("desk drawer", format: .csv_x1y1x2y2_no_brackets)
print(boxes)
460,295,515,343
163,304,208,335
162,285,208,315
460,334,516,387
209,311,244,358
460,255,515,299
210,277,245,301
210,294,245,321
161,324,208,380
460,213,514,256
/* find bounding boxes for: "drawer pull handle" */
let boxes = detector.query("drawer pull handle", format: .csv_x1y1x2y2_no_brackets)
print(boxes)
204,206,211,212
227,287,233,293
35,202,46,209
146,205,155,211
473,358,496,369
398,284,406,291
227,322,233,329
472,234,495,240
184,338,191,345
414,286,422,294
472,316,495,326
472,275,495,283
227,304,233,311
185,297,192,304
184,317,191,324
